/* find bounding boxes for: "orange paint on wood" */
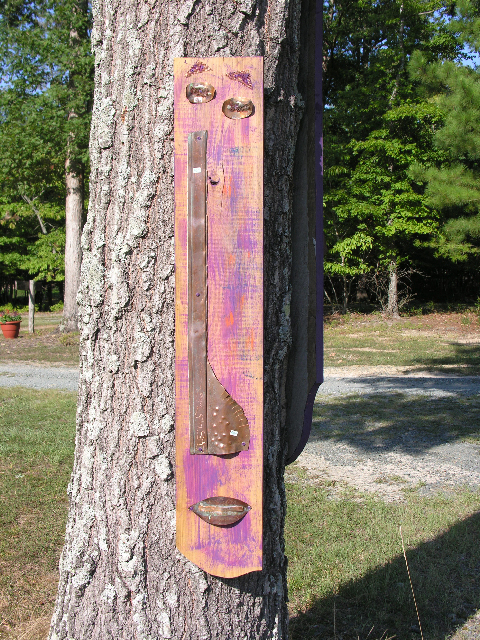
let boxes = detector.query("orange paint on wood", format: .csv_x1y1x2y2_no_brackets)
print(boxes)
174,57,263,578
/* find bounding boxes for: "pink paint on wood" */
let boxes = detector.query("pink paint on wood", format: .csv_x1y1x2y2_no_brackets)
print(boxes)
174,57,263,578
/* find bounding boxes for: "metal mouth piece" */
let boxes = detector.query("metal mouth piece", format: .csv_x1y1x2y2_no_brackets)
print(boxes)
186,82,216,104
222,97,254,120
190,496,252,526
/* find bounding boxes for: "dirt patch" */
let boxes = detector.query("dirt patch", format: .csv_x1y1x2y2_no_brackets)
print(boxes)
348,347,399,352
293,442,480,502
324,364,473,377
451,610,480,640
1,616,51,640
0,330,79,366
326,310,480,333
0,568,57,640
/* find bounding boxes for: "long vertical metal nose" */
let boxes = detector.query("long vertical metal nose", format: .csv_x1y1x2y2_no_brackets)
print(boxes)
187,130,250,456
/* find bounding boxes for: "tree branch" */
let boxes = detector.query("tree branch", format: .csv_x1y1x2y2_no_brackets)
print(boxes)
21,193,47,235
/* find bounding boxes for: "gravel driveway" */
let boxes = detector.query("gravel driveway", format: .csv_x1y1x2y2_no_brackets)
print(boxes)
0,363,78,391
295,367,480,501
2,362,478,502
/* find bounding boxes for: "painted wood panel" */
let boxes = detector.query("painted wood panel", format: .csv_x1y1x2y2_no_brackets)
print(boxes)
174,57,263,578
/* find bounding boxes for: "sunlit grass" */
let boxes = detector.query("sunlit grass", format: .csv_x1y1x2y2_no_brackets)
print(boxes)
324,312,480,374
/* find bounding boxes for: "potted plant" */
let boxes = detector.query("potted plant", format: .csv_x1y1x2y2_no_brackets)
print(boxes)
0,308,22,339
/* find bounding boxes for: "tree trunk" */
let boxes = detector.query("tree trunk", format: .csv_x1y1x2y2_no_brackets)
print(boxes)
62,158,83,332
49,0,313,637
387,260,399,318
61,1,88,334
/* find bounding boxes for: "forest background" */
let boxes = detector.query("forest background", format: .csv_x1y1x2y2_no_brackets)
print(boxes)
1,0,480,319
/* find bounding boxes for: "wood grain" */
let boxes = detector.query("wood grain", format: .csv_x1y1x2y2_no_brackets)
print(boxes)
174,57,263,578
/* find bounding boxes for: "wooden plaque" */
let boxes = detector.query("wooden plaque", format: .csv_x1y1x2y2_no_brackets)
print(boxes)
174,57,263,578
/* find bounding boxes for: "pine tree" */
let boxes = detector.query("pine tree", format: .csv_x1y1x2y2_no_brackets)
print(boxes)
323,0,460,311
410,28,480,265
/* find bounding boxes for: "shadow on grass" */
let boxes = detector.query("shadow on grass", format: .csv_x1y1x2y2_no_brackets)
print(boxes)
289,510,480,640
312,389,480,455
410,342,480,375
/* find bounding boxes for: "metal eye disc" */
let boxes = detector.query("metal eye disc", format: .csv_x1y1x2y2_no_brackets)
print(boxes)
186,82,216,104
222,97,254,120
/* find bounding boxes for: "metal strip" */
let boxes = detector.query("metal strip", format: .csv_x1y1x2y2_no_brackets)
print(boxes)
188,131,208,454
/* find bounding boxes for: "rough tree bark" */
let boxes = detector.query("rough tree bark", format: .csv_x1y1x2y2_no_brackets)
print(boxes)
50,0,315,637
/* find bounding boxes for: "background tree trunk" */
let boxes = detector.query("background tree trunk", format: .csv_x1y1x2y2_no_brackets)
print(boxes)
387,260,399,317
61,0,88,333
62,156,83,331
49,0,313,637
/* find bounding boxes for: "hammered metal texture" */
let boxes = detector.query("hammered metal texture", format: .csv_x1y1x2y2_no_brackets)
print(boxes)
222,97,254,119
206,362,250,455
190,496,251,526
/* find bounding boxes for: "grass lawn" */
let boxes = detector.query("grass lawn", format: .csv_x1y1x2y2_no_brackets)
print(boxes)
287,475,480,640
0,311,479,638
0,388,76,639
324,311,480,374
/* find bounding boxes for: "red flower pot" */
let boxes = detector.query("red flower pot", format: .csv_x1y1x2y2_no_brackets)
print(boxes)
0,321,21,339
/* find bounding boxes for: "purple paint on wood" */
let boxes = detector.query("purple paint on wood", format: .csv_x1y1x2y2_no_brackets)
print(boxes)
175,57,263,577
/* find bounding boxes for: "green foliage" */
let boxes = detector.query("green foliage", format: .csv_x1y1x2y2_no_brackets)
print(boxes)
0,198,66,280
0,0,93,166
325,102,444,280
322,0,459,305
0,0,93,282
408,1,480,263
28,227,66,281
